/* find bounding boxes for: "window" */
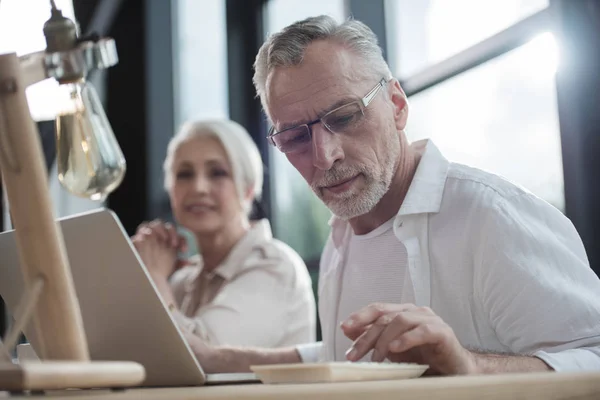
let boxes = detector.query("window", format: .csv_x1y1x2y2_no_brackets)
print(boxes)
406,33,564,211
174,0,229,126
386,0,548,77
265,0,346,35
385,1,564,210
171,0,229,256
265,0,347,261
0,0,101,221
0,0,75,121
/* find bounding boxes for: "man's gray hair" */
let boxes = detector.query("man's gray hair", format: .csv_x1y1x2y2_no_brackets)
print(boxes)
253,15,392,117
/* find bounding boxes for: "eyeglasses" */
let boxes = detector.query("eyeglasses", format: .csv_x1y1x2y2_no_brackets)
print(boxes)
267,78,388,154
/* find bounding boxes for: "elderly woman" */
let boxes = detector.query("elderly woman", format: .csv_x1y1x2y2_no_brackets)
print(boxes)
132,119,316,348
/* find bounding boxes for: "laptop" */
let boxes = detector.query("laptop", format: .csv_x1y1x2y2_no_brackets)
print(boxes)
0,208,258,387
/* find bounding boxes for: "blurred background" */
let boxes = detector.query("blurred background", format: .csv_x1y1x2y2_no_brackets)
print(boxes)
0,0,599,337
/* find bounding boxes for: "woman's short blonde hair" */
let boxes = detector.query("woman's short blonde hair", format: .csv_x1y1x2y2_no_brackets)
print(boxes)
163,119,263,214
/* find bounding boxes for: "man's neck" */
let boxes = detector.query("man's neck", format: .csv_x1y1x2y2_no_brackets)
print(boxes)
349,144,421,235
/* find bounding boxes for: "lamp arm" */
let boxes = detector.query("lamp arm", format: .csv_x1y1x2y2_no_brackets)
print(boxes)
17,38,118,89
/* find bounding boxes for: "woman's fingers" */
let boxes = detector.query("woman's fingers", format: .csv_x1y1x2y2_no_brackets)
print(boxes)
136,220,183,249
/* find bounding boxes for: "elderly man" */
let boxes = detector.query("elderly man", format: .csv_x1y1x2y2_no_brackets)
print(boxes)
184,15,600,375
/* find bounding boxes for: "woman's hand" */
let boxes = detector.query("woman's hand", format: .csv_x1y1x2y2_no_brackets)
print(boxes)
131,219,190,281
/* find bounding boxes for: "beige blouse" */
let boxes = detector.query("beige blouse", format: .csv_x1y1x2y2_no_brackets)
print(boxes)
169,219,316,348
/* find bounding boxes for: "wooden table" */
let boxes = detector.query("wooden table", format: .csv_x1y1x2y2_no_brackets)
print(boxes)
5,371,600,400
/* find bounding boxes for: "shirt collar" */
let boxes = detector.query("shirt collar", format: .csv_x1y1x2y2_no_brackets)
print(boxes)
398,139,449,215
212,218,273,280
328,139,449,247
186,219,273,288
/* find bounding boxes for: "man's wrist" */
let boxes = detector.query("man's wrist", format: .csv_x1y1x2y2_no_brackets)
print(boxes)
469,351,553,374
461,349,481,375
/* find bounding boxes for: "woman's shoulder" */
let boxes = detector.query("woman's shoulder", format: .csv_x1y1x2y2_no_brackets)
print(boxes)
246,237,308,279
222,219,308,282
260,237,303,261
246,220,302,262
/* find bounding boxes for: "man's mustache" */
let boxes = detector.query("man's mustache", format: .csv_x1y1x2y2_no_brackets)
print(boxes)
312,165,362,189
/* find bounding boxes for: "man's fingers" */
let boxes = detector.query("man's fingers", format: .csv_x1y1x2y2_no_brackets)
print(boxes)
388,321,447,354
372,313,438,362
341,323,372,341
341,303,416,336
342,306,443,363
346,323,386,361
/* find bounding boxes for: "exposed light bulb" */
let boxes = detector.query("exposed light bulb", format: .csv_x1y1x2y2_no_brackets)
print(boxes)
55,78,126,201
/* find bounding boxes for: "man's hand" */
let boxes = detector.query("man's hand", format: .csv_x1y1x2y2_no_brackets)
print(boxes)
131,219,190,281
341,303,477,375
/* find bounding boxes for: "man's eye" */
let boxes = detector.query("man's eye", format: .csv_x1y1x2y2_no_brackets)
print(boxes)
276,128,310,150
282,132,310,145
327,112,359,130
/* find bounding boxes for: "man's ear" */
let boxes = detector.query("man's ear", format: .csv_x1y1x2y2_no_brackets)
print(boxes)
389,79,409,132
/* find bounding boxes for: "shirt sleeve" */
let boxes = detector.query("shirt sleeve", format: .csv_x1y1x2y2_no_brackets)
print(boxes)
296,341,324,363
476,192,600,371
170,259,313,348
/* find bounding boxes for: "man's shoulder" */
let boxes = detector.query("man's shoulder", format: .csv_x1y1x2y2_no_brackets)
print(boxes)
435,162,547,229
445,162,527,202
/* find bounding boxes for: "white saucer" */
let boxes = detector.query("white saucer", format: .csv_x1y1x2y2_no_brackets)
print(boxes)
250,362,428,384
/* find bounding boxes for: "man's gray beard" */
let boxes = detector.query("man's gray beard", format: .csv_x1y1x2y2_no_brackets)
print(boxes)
311,153,398,220
324,178,390,220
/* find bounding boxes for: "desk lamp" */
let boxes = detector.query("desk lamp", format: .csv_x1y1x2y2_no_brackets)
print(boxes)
0,0,144,391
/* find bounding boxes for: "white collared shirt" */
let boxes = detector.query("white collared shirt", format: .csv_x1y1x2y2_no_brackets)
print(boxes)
297,139,600,372
334,216,409,361
170,219,316,347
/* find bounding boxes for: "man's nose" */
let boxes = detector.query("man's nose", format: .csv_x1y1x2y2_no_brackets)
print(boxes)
311,124,344,171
